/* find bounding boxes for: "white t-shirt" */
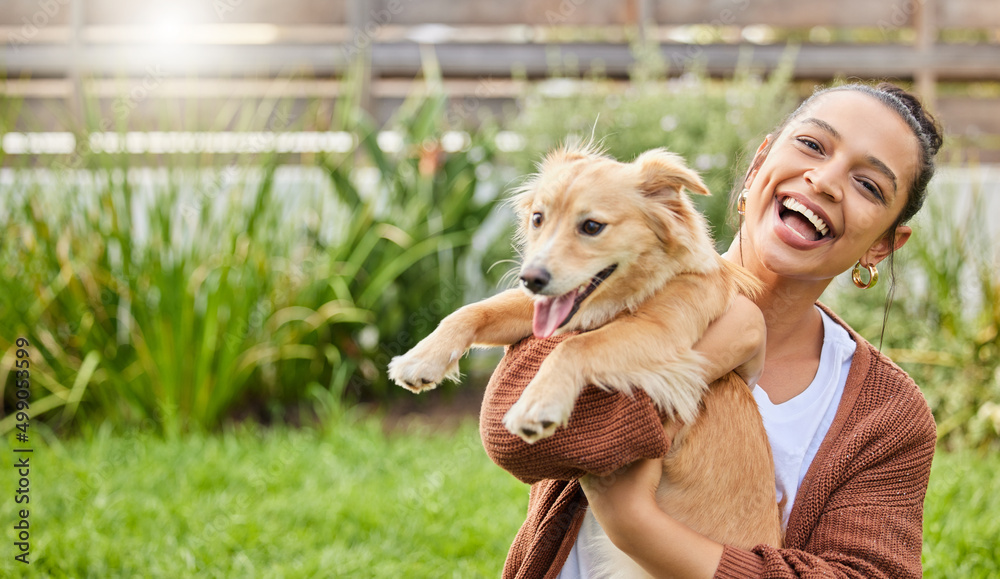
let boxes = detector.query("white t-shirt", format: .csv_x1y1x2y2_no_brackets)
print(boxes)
557,517,595,579
753,306,855,529
557,306,855,577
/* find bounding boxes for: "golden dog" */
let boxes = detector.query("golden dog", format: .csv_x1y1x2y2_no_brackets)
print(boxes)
388,144,782,573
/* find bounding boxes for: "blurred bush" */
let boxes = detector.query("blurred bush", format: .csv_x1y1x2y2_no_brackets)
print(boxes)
1,44,997,449
0,61,511,434
315,63,513,405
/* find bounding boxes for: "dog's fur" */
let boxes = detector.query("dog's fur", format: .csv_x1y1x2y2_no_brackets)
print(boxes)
389,144,782,576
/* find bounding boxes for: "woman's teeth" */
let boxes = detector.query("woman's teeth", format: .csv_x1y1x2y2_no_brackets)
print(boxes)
781,197,830,237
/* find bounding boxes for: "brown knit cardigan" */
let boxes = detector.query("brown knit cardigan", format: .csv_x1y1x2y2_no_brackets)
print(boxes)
479,305,937,579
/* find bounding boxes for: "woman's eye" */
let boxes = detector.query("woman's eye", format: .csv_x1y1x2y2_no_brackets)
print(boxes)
580,220,605,236
797,137,822,153
858,179,883,200
531,212,543,228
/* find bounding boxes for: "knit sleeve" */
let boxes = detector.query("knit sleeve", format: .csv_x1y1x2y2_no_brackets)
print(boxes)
714,374,937,579
479,334,671,485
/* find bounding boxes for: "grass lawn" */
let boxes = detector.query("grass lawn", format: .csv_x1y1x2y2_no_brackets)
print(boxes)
0,413,527,578
0,413,997,578
922,446,1000,578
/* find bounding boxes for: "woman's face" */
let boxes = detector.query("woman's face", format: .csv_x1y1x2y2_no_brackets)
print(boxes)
740,91,920,283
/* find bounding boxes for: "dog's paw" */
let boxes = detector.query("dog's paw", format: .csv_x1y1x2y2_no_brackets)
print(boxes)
388,347,462,393
502,394,573,444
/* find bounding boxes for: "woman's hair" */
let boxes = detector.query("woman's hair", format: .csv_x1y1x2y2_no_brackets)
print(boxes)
731,82,944,345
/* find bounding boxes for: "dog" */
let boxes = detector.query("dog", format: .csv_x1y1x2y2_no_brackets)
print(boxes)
388,143,782,574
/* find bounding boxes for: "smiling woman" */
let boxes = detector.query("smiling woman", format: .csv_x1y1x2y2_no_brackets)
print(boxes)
480,82,945,579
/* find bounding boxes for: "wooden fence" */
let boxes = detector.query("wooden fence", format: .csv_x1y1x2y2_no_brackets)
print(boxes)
1,0,999,160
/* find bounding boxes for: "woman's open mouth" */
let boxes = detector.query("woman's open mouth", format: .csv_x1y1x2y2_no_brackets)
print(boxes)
775,196,835,246
532,264,618,338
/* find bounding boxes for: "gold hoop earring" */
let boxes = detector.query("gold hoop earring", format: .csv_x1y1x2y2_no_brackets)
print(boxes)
852,261,879,289
737,189,748,216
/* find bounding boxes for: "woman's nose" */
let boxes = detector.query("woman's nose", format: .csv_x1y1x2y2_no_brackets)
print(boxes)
804,165,844,203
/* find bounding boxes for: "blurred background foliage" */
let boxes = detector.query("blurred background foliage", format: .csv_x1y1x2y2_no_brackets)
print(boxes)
508,41,798,245
1,48,998,451
0,59,510,435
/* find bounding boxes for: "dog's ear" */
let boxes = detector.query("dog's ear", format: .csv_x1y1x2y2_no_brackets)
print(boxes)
635,148,710,198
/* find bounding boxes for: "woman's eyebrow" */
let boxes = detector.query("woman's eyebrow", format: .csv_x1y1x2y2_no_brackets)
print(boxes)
801,117,898,194
865,155,898,195
802,117,841,140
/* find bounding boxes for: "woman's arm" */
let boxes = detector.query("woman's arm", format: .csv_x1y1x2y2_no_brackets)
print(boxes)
694,294,766,388
480,296,766,484
480,333,672,484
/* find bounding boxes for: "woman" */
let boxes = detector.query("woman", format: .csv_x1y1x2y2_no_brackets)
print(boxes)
479,82,942,578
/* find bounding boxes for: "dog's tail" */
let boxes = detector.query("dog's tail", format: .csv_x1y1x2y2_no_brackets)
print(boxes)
718,257,764,300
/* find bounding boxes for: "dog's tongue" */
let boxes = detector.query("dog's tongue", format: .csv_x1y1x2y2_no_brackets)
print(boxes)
532,290,578,339
781,211,820,241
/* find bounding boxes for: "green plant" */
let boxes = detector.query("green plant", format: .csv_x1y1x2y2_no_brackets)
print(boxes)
314,56,512,403
0,58,512,434
0,142,330,434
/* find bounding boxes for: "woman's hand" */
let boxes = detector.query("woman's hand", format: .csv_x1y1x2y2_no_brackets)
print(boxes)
580,458,726,579
580,458,663,537
695,294,766,388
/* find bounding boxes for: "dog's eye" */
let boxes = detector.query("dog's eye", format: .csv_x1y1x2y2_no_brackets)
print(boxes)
531,213,543,228
580,220,605,236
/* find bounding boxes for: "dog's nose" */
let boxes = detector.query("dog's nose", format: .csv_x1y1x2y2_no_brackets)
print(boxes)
520,267,551,293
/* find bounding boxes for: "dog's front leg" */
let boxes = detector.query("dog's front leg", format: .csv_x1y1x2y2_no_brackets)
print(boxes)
388,288,534,392
504,279,727,442
502,341,586,442
502,320,704,443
